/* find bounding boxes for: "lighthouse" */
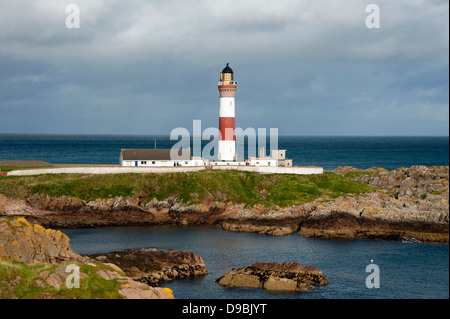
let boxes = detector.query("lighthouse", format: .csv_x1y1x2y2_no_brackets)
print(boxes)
218,63,237,161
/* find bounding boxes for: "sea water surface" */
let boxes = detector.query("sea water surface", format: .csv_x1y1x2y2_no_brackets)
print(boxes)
0,135,448,170
61,225,449,299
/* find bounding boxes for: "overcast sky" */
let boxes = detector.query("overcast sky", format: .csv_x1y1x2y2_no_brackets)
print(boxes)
0,0,448,136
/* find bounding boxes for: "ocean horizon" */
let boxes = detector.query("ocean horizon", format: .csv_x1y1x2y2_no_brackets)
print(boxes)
0,134,448,171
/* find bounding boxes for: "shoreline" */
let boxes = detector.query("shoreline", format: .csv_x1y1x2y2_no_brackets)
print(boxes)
1,165,448,244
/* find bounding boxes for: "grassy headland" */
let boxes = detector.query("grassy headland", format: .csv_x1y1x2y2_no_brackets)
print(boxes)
0,170,375,207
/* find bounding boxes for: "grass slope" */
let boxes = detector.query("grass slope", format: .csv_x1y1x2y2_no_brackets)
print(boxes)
0,170,375,207
0,260,122,299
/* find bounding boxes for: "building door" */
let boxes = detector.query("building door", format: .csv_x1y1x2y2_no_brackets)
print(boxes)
135,161,138,167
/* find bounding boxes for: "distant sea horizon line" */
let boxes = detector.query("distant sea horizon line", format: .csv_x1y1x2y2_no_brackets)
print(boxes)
0,133,449,138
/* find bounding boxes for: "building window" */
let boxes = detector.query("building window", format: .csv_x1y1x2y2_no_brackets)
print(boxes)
185,161,188,164
141,161,147,165
152,161,155,164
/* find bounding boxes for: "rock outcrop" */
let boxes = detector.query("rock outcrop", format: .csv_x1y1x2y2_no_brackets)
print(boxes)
0,217,84,265
298,190,449,242
0,217,174,299
217,262,328,292
334,165,449,198
89,248,209,286
301,165,449,243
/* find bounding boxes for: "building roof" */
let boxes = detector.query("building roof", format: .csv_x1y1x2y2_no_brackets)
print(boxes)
222,63,233,74
121,149,190,161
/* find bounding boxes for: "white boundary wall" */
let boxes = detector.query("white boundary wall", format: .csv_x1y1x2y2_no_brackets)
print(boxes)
6,166,323,176
6,167,205,176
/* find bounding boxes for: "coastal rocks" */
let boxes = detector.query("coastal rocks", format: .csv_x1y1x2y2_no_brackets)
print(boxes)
0,217,84,265
0,194,50,216
26,194,144,214
92,263,174,299
335,165,449,198
89,248,209,286
298,191,449,243
145,196,229,225
0,259,174,299
219,203,314,236
217,262,328,292
26,194,85,212
85,197,141,212
221,221,297,236
23,194,228,228
0,217,174,299
297,166,449,243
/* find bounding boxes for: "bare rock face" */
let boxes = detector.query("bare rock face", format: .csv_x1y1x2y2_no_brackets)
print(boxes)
26,194,85,212
335,165,449,199
298,166,449,243
89,248,209,286
299,189,449,243
0,217,84,265
217,262,328,292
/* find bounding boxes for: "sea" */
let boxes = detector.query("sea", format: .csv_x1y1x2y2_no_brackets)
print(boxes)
1,135,449,299
61,225,449,300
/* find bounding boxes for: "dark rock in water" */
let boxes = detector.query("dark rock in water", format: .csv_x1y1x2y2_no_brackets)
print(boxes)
216,261,328,292
88,248,209,286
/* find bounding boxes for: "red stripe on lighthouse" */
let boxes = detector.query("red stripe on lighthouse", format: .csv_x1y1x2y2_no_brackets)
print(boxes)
219,117,235,141
218,85,237,89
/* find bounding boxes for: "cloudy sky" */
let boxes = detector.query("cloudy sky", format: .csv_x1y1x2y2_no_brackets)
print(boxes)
0,0,448,136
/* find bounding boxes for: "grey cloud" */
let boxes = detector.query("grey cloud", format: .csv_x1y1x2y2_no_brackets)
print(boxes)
0,0,448,135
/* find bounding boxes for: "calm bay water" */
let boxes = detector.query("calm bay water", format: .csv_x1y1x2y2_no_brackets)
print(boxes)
0,134,448,170
61,225,449,299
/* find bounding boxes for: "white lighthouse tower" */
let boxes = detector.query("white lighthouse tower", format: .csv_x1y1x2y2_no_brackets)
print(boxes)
218,63,237,161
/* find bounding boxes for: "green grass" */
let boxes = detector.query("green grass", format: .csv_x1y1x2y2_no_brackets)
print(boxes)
0,260,123,299
343,171,377,178
0,170,375,207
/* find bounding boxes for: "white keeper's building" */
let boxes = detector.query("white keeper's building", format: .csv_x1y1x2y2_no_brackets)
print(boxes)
120,149,206,167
